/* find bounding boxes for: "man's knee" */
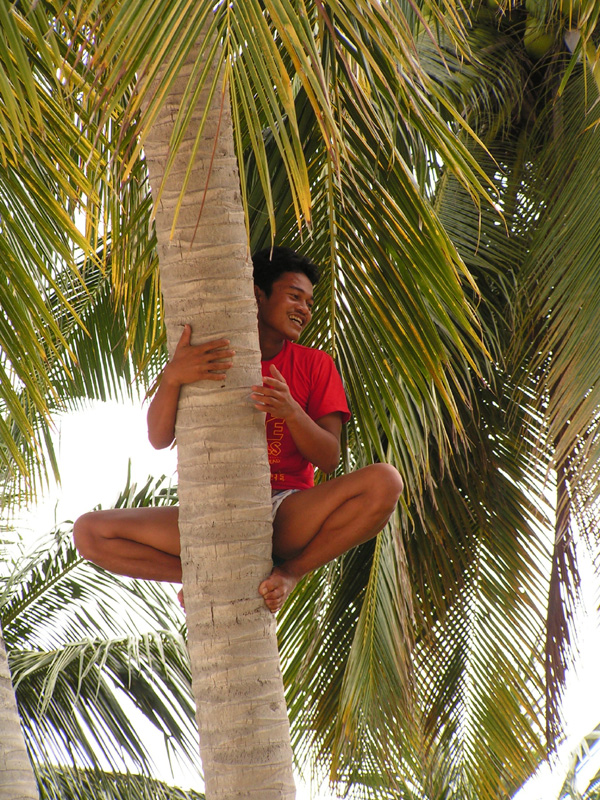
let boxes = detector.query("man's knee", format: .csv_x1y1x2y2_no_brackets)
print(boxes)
73,512,104,562
365,463,403,511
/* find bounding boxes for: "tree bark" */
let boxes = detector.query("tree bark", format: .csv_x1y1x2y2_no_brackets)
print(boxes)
0,630,38,799
141,40,296,799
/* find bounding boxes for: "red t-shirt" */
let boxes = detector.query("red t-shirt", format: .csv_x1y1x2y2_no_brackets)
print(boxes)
262,340,351,491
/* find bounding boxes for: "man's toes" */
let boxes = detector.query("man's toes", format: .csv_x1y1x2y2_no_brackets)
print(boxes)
266,595,282,612
259,568,293,612
261,586,283,612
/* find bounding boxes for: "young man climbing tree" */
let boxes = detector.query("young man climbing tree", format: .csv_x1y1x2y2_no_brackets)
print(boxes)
74,247,403,612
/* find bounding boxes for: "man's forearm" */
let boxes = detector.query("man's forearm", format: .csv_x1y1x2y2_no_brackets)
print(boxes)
147,326,235,449
147,372,181,449
285,409,341,474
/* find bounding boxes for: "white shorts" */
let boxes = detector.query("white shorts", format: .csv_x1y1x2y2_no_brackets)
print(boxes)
271,489,300,521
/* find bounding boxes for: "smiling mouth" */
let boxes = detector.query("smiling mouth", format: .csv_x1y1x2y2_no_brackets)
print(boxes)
289,315,303,326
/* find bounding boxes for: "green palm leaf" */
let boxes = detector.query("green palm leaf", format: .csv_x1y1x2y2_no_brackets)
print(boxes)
2,476,202,796
0,3,166,489
7,1,600,799
277,9,600,796
35,767,205,800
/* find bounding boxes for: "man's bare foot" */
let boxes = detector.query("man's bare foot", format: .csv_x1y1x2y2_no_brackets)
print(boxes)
259,566,300,613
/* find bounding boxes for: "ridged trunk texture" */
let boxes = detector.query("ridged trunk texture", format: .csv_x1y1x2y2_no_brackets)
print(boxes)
0,631,38,799
141,41,296,799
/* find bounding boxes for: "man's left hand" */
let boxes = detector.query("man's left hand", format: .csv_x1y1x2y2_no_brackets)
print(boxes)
251,365,300,419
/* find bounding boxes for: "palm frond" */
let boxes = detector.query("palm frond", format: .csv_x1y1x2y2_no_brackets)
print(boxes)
0,4,165,491
277,15,600,795
53,0,492,351
0,247,167,505
12,631,196,777
503,64,600,739
35,765,205,800
246,85,485,510
2,476,201,794
558,721,600,800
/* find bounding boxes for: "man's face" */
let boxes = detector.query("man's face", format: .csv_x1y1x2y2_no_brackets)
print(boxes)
255,271,314,341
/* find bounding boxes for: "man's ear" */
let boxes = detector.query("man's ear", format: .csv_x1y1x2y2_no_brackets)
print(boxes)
254,285,263,304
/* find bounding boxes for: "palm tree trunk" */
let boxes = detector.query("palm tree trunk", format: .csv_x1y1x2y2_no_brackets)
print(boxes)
0,629,38,799
141,40,296,799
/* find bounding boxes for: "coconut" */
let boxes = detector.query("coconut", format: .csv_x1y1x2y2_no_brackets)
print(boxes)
524,16,555,58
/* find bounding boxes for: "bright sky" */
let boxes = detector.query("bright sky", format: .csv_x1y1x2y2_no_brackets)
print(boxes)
17,397,600,800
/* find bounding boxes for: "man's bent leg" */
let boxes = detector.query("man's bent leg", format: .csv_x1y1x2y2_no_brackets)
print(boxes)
73,506,181,583
259,463,403,612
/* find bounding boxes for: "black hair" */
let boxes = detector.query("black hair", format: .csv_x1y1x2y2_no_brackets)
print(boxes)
252,246,319,296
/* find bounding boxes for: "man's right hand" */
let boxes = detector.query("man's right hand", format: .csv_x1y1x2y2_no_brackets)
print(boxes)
163,324,235,387
147,325,235,449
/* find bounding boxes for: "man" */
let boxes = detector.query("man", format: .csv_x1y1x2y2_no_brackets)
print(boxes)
74,248,403,612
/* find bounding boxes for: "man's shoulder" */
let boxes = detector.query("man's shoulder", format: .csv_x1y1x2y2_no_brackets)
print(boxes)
287,341,332,363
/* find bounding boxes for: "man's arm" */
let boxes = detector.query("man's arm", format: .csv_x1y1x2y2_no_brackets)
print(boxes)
147,324,235,449
250,365,342,473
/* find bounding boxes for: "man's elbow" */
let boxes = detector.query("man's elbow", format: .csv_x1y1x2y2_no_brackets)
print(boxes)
322,461,339,474
148,432,174,450
319,450,341,474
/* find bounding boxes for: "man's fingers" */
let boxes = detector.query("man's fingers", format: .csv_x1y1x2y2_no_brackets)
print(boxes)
251,386,279,400
251,391,270,402
203,339,231,353
204,353,234,371
177,328,231,355
262,376,285,387
175,326,230,356
177,324,192,348
251,390,274,410
270,364,285,381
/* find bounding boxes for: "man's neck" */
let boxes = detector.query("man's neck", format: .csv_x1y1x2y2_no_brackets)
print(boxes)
259,332,286,361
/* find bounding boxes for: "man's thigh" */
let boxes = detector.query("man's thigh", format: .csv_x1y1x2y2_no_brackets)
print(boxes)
91,506,181,556
272,469,370,560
